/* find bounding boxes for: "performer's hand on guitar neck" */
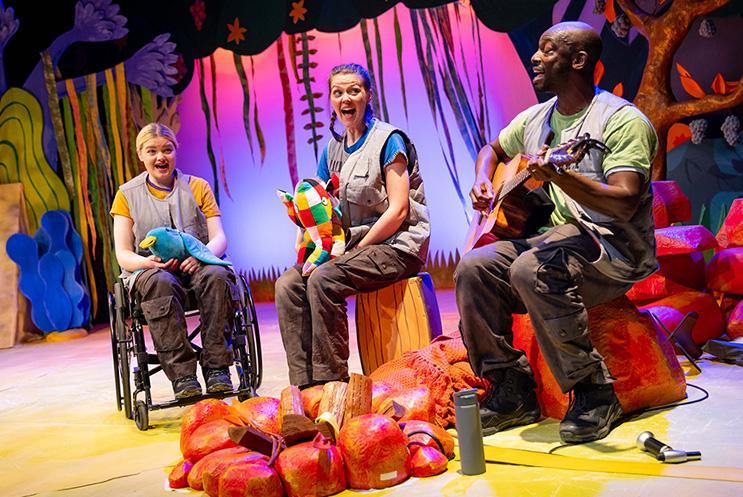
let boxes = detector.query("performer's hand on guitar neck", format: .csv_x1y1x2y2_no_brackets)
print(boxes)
470,174,494,212
527,144,562,182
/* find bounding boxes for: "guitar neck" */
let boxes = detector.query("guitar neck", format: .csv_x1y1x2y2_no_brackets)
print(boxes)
496,165,532,202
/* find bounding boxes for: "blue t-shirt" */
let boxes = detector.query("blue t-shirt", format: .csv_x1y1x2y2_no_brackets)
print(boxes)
316,129,408,182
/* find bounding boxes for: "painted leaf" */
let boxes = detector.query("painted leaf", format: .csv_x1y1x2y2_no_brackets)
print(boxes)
667,123,691,151
612,82,623,97
710,73,739,95
605,0,617,23
594,59,604,86
676,63,706,99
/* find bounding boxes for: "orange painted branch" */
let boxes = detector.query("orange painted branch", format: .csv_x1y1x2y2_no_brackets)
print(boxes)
669,76,743,122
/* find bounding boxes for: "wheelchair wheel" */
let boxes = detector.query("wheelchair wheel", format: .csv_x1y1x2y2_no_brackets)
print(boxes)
134,400,149,431
109,293,122,411
240,274,263,390
113,283,133,419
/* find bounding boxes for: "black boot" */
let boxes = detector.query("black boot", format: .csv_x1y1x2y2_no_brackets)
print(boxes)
559,381,623,444
480,368,541,436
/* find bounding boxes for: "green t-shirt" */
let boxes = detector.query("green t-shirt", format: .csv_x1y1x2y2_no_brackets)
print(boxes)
498,104,658,226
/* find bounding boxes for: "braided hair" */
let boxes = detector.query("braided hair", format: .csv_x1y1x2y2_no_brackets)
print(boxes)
328,63,374,141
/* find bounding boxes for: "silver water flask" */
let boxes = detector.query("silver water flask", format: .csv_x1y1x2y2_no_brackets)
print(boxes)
453,388,486,475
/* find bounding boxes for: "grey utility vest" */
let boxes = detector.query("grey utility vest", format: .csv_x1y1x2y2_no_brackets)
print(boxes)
118,169,209,287
522,89,658,283
326,119,430,263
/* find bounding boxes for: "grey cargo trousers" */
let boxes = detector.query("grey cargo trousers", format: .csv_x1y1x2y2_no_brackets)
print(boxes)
275,244,421,387
455,223,632,393
132,265,237,381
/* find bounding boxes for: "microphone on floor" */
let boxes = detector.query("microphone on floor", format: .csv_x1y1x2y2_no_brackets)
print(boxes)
636,431,702,464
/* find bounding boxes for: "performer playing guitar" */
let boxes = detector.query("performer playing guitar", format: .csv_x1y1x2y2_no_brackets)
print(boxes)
463,134,610,253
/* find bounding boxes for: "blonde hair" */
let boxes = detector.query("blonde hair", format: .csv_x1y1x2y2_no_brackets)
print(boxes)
135,122,179,152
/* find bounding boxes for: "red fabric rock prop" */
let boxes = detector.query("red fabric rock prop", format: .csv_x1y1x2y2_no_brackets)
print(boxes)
726,299,743,340
409,446,448,477
655,225,717,256
706,247,743,295
716,198,743,249
168,459,192,489
338,414,411,489
219,459,284,497
182,419,241,464
513,296,686,419
180,399,235,455
275,433,346,497
231,397,281,435
640,290,725,345
186,446,250,490
652,180,691,224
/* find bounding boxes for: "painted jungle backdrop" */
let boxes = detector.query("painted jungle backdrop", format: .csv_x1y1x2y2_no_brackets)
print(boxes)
0,0,741,316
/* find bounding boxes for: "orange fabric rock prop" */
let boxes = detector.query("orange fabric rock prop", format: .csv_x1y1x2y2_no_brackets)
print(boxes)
275,433,346,497
728,300,743,340
202,451,268,497
370,336,488,427
338,414,410,489
219,459,284,497
180,399,235,455
654,225,717,256
402,420,455,458
168,459,192,489
409,446,448,477
706,247,743,295
716,198,743,249
640,290,725,345
300,385,324,419
378,386,437,424
182,418,242,463
186,446,251,490
652,180,691,224
512,296,686,419
231,396,281,435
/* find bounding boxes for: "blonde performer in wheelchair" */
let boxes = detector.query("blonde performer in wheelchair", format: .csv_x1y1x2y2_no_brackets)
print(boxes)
110,122,237,400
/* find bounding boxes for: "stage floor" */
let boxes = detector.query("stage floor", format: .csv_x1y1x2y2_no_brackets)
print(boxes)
1,290,741,497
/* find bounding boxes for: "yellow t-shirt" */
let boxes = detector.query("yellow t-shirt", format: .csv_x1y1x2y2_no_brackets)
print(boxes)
110,175,221,219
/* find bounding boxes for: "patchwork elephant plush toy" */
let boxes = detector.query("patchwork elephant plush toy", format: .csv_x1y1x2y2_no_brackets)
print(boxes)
277,174,345,276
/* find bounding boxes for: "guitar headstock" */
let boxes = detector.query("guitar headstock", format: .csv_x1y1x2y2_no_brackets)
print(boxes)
545,133,611,171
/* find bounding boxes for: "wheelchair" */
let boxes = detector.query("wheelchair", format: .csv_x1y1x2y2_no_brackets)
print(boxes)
108,272,262,430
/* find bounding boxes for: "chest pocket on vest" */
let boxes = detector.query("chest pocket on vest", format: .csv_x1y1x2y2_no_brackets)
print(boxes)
346,183,389,223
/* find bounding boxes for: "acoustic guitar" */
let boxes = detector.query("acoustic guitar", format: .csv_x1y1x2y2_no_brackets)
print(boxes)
463,133,609,253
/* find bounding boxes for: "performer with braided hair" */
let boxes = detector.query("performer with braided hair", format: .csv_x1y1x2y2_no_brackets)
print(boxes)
275,63,431,389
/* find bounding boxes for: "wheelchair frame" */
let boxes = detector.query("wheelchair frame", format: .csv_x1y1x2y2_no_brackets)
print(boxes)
109,273,262,430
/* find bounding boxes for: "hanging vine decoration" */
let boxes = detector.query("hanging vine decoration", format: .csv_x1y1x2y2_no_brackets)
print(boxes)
249,57,266,165
409,9,469,224
372,17,390,122
295,33,324,161
196,58,220,204
277,35,299,187
393,6,409,124
233,53,256,164
359,20,382,119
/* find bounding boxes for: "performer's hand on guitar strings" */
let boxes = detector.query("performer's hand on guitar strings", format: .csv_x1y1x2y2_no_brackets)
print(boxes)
470,174,494,213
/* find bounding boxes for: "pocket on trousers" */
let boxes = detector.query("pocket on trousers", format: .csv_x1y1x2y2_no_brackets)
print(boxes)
545,311,588,343
141,296,183,352
534,249,579,295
